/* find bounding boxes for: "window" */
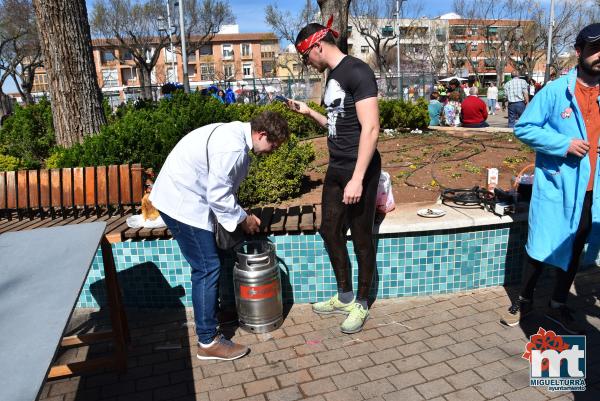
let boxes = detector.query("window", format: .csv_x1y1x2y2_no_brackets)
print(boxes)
200,63,215,80
261,51,275,59
121,50,133,61
121,67,137,85
187,52,197,62
165,48,176,62
469,27,479,36
101,50,116,63
166,67,177,82
471,43,478,52
187,63,196,77
241,43,251,57
222,44,233,59
484,58,495,68
102,69,118,87
347,25,352,33
224,63,234,78
262,61,274,76
381,26,394,37
242,62,252,78
451,43,467,51
200,45,213,56
486,26,498,36
435,28,447,41
361,46,369,53
450,26,466,36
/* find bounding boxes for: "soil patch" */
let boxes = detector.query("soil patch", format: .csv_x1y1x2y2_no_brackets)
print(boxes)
267,130,534,207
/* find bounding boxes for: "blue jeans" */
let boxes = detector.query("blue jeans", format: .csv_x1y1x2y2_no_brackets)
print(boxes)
508,101,526,128
487,99,497,112
160,212,220,344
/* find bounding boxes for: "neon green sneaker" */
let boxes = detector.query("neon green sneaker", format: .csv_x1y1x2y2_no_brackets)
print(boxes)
312,294,355,315
340,303,369,334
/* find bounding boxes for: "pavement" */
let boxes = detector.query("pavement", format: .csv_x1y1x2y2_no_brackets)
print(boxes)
39,267,600,401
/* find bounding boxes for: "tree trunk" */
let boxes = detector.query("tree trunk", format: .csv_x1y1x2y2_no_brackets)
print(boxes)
138,67,153,100
0,93,13,126
317,0,351,54
32,0,106,147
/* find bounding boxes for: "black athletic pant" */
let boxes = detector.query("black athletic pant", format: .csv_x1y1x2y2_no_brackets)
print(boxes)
520,190,593,304
319,153,381,301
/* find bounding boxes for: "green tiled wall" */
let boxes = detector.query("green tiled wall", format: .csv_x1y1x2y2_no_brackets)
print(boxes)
77,222,529,308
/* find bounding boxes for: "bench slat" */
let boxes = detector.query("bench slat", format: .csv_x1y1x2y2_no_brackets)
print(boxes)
40,170,50,208
108,165,119,205
17,170,27,209
119,164,131,205
131,164,143,204
96,166,108,206
62,168,73,208
299,205,315,231
28,170,40,209
285,206,300,232
0,171,6,210
270,207,287,232
85,166,96,207
50,169,62,208
73,167,85,206
5,171,16,209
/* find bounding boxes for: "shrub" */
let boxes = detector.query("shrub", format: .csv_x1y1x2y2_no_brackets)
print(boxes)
238,134,315,206
0,154,21,171
0,98,55,169
379,99,429,130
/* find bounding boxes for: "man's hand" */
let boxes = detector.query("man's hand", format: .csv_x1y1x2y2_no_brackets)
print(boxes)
343,178,363,205
287,99,309,115
241,214,261,234
567,139,590,157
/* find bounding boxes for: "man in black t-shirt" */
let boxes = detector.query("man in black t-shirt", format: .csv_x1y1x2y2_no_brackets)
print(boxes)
287,17,381,334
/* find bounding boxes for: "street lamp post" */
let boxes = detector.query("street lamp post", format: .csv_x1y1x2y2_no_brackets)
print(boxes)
166,0,176,82
544,0,555,83
174,0,190,93
395,0,405,100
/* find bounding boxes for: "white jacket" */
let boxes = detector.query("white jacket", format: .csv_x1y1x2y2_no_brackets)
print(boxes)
149,121,252,232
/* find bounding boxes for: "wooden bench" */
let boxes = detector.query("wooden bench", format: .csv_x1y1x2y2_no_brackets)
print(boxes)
0,163,323,241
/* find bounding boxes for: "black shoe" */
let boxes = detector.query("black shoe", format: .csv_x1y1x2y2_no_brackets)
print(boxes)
500,299,533,327
545,304,585,335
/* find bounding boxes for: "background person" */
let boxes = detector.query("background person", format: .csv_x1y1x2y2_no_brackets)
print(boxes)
149,111,290,360
486,82,498,115
460,87,489,128
428,92,443,126
504,71,529,127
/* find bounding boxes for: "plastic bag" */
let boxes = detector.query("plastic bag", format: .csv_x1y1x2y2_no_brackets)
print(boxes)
376,171,396,214
495,103,501,111
126,214,167,229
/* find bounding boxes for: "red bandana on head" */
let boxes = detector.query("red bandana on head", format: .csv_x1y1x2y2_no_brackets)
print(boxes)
295,15,340,54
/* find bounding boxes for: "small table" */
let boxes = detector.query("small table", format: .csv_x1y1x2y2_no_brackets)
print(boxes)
0,222,129,401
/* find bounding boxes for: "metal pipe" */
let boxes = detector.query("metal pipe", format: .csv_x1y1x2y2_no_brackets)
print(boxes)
396,0,400,99
176,0,190,93
166,0,176,82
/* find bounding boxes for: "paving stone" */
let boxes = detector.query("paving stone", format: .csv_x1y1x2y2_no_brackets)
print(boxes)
383,386,424,401
276,369,313,387
324,387,366,401
448,327,481,342
502,370,531,390
253,361,288,380
391,354,429,373
444,387,486,401
200,360,236,377
274,334,307,349
243,377,279,397
234,354,268,371
236,395,267,401
449,354,482,372
284,323,317,336
266,385,304,401
445,369,484,389
284,354,320,371
343,340,378,356
153,383,189,401
414,378,454,399
316,348,350,364
363,363,399,381
476,361,513,381
473,333,506,349
504,387,549,401
473,347,510,364
423,334,456,349
331,370,370,389
220,368,255,387
208,385,245,401
417,362,454,380
340,355,375,372
356,378,396,398
397,328,431,344
300,378,338,396
474,377,515,399
424,322,455,337
190,376,222,393
447,339,482,357
371,335,405,351
420,347,456,364
309,362,345,379
396,340,430,357
387,370,427,390
264,348,298,363
369,348,402,364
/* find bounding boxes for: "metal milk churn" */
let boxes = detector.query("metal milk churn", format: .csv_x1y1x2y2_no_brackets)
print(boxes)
233,240,283,333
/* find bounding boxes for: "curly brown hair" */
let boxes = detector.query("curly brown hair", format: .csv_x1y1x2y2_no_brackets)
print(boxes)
250,111,290,143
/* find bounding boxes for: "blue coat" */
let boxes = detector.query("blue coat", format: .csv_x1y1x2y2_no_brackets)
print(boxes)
515,68,600,271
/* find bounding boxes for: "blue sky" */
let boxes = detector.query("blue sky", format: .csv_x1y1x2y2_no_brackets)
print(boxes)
3,0,454,93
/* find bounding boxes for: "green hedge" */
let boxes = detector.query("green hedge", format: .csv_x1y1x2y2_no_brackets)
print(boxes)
379,98,429,130
0,98,55,169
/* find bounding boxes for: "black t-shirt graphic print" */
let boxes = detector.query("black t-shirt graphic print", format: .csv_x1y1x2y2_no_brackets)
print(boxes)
324,55,378,170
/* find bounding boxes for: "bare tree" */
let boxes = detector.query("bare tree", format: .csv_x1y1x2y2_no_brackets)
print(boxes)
0,0,42,104
32,0,106,147
172,0,235,55
91,0,170,99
